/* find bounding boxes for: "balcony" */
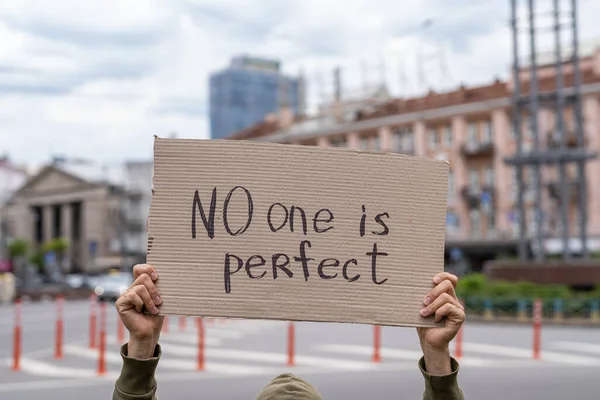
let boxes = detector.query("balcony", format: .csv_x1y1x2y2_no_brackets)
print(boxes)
461,185,495,210
460,141,494,157
547,178,581,203
546,130,586,149
395,147,415,156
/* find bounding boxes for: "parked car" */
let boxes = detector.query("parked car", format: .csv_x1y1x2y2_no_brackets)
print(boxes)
94,273,133,302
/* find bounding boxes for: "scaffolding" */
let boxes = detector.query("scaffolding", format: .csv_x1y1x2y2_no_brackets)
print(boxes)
505,0,597,261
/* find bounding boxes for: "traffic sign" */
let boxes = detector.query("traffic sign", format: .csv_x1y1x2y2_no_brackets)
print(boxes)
481,192,492,205
44,251,56,266
450,248,462,261
89,241,98,257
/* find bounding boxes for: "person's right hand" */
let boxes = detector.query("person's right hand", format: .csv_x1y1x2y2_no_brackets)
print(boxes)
115,264,164,358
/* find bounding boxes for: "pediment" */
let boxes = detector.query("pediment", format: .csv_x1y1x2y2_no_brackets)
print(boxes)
14,165,97,197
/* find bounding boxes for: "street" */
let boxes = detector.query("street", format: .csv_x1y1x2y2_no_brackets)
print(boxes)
1,299,599,399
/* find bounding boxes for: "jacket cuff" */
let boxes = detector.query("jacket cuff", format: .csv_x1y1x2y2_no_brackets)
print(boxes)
419,356,463,397
114,343,161,398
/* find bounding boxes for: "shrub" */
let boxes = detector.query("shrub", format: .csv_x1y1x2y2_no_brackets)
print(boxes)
8,239,29,258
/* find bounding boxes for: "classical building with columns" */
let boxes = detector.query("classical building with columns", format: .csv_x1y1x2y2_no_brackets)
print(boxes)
4,164,129,273
227,49,600,272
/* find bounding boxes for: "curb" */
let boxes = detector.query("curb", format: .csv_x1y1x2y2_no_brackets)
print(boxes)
465,314,600,328
12,289,93,303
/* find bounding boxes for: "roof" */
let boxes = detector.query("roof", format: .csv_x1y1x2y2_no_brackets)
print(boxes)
226,52,600,142
57,162,126,187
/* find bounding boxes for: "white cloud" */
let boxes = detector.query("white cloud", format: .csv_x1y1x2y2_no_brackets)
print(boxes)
1,0,600,167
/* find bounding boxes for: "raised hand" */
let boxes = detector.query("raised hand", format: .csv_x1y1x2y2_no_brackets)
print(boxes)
115,264,164,359
416,272,465,374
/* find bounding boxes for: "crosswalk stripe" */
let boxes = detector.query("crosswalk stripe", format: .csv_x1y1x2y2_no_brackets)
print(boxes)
3,357,119,379
463,342,600,366
159,343,376,370
109,334,223,347
550,341,600,355
64,345,276,375
317,344,493,366
318,344,422,359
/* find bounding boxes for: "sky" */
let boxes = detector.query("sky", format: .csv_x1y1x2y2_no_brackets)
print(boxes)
1,0,599,167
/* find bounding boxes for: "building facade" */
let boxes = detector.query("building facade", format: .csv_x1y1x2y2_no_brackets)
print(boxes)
228,50,600,272
4,165,130,273
0,158,29,271
122,160,153,258
209,55,305,140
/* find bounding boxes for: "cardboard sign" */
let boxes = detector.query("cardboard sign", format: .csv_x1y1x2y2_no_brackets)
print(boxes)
148,137,449,328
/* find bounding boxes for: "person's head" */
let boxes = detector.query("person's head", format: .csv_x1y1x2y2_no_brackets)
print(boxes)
256,373,324,400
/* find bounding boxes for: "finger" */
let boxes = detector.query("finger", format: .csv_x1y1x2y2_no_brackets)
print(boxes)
116,291,145,314
129,273,162,306
424,279,457,306
433,303,465,324
421,292,461,318
133,264,158,281
131,284,159,314
433,272,458,287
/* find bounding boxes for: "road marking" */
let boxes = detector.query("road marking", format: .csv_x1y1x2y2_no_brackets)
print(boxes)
463,342,600,366
158,332,226,345
64,344,277,375
550,341,600,355
107,334,223,347
2,357,119,379
159,343,376,371
0,363,373,393
317,344,493,367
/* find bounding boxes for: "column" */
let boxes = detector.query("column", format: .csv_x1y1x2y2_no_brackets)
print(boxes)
347,132,360,150
583,95,600,235
61,204,72,241
413,121,427,158
378,126,392,152
43,205,53,245
61,204,72,267
317,137,330,147
491,109,512,233
451,116,468,237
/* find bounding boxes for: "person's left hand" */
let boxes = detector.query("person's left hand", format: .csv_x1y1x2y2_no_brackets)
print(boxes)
416,272,465,353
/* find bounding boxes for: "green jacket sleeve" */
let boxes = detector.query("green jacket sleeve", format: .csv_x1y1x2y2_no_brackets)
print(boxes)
112,343,161,400
419,356,464,400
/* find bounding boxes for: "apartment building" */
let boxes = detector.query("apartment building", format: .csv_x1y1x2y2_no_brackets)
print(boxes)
209,55,305,140
227,50,600,271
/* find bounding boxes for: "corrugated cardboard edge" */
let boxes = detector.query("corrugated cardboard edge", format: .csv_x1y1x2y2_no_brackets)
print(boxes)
146,135,449,327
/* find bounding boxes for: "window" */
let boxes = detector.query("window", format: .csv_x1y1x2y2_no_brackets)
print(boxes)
448,171,455,198
470,211,481,235
429,128,438,149
467,123,478,146
488,209,496,230
524,115,532,139
446,212,460,230
393,131,402,151
443,125,452,147
469,169,479,190
360,137,368,149
484,165,494,186
373,136,381,151
483,120,493,143
330,136,346,147
404,131,414,152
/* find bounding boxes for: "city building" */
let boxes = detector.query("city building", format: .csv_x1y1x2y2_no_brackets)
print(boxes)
227,47,600,273
209,55,305,140
122,160,153,259
4,163,127,273
0,157,29,271
2,156,156,274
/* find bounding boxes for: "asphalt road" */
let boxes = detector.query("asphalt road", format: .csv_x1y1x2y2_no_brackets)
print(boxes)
1,299,600,399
